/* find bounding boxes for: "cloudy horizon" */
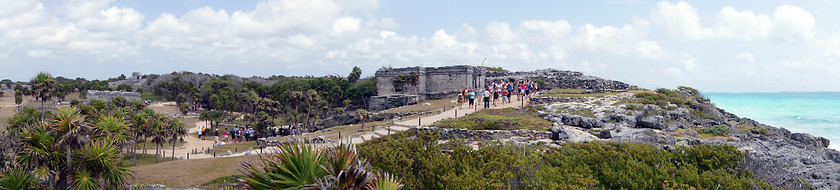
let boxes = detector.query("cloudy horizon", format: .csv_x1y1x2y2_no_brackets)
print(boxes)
1,0,839,92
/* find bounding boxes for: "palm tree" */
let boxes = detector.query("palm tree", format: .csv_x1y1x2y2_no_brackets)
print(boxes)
93,115,132,152
31,72,55,109
167,119,186,161
356,109,369,131
150,114,169,163
50,107,91,189
75,141,131,189
15,122,61,185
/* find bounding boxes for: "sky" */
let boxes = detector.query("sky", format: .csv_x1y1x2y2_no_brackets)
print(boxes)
1,0,839,92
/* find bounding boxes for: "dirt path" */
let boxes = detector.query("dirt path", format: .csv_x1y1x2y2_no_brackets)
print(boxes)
152,95,532,159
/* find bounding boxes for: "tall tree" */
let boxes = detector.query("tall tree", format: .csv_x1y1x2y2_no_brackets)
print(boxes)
50,107,91,189
31,72,55,108
14,90,22,105
348,66,362,84
167,119,186,161
150,114,168,163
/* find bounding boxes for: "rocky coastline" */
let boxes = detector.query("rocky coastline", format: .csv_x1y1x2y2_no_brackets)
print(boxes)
415,87,839,189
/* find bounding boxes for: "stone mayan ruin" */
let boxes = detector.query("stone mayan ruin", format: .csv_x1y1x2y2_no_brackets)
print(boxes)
86,90,142,102
368,65,636,110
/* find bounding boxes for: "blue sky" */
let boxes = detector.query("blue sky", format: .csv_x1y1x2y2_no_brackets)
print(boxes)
1,0,839,92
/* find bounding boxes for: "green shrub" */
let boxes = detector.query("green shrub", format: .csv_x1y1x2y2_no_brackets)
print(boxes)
704,124,731,136
358,133,774,190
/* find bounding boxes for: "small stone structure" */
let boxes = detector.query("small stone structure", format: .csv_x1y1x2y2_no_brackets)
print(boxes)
370,65,636,111
109,72,147,87
87,90,141,101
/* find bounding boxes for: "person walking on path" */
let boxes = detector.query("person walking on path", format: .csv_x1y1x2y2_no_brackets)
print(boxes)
468,90,475,109
214,129,219,144
483,88,491,109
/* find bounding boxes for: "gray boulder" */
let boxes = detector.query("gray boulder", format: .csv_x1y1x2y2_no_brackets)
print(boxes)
637,116,666,130
791,133,830,148
549,126,568,140
599,130,613,139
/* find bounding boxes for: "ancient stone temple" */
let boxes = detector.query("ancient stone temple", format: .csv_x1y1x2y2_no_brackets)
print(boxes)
368,65,635,111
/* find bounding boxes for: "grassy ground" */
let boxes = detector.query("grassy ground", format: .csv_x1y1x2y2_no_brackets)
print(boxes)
126,153,177,166
130,154,263,188
431,108,552,131
141,92,164,102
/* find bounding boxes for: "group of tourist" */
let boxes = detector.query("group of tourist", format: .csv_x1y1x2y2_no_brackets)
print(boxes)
198,124,293,145
457,80,538,109
198,126,258,144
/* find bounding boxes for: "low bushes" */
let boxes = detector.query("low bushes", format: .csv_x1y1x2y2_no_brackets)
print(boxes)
704,124,732,136
358,131,775,189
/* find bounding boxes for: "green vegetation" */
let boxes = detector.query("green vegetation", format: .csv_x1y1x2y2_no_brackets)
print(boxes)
140,92,163,102
358,131,775,189
704,124,732,136
631,87,719,120
0,72,188,189
478,66,509,72
202,175,247,189
431,108,552,131
736,125,769,135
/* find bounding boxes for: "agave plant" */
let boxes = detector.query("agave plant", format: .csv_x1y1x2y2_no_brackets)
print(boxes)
368,172,404,190
0,168,42,190
242,143,327,189
243,142,404,190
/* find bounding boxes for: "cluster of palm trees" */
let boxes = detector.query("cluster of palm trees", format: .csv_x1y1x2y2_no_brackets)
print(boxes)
242,143,403,190
0,73,186,189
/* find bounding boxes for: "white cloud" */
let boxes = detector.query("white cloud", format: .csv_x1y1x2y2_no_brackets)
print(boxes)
574,23,668,59
771,5,815,42
652,1,815,42
486,21,518,43
736,52,755,63
651,1,713,40
59,0,114,19
332,16,362,34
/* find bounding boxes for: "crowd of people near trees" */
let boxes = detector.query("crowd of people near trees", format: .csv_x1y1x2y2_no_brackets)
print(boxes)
457,79,539,109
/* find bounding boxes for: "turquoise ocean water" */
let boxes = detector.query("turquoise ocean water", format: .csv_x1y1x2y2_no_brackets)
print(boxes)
705,92,840,150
